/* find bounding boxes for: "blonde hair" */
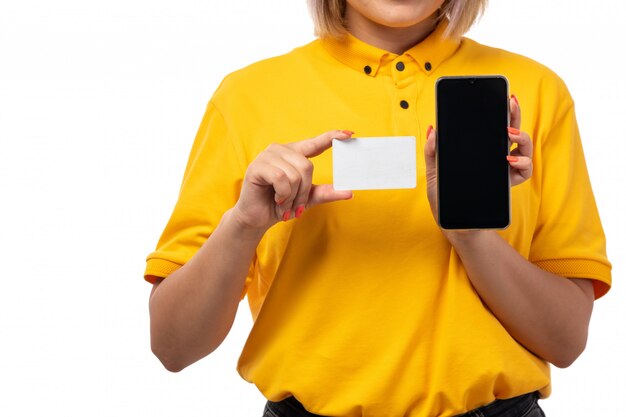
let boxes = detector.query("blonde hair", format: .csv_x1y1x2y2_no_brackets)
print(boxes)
307,0,487,39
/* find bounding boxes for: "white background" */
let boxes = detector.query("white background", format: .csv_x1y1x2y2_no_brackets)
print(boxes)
0,1,624,416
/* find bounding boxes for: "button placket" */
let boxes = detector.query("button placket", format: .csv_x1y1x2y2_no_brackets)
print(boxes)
392,56,414,111
389,56,419,136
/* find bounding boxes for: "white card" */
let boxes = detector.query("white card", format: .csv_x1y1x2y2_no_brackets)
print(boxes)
332,136,416,190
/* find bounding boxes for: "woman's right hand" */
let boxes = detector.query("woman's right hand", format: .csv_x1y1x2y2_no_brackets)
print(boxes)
231,130,354,231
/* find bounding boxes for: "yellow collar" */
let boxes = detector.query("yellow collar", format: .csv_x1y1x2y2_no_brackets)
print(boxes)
320,19,460,77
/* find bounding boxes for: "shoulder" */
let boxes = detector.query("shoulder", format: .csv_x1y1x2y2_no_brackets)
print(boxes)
458,38,573,102
210,40,321,106
455,38,575,126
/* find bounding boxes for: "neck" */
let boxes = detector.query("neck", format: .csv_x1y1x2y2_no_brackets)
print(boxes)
344,8,439,55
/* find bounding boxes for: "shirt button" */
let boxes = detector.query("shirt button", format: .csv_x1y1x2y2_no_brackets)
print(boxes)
395,61,405,71
425,62,432,71
400,100,409,109
364,65,372,75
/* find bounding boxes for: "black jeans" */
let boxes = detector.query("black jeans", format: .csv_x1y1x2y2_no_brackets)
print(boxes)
262,392,545,417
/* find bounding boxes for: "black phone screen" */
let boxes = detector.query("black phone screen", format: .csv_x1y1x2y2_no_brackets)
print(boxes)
436,76,510,229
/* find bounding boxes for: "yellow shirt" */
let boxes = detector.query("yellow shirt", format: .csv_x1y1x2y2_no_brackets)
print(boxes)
145,21,612,417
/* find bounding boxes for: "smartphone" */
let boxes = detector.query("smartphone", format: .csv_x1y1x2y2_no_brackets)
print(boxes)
435,75,510,230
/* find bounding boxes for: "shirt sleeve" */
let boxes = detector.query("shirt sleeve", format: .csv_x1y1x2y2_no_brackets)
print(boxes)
144,101,254,294
528,90,612,299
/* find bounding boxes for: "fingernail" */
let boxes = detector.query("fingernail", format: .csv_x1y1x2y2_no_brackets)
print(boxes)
276,198,286,205
426,125,433,138
342,130,355,136
507,127,521,135
282,210,291,221
511,94,519,106
295,205,305,218
507,155,519,162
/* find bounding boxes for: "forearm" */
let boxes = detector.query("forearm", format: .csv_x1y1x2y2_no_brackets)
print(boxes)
149,208,265,372
446,230,594,368
147,130,355,372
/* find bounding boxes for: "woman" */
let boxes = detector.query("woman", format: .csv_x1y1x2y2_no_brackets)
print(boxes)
145,1,612,416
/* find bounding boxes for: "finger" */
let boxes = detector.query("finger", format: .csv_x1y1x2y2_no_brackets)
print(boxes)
250,157,300,208
308,184,352,207
506,155,533,185
261,145,304,202
278,152,314,219
248,162,294,207
509,95,521,130
289,129,354,158
507,128,533,158
270,159,303,219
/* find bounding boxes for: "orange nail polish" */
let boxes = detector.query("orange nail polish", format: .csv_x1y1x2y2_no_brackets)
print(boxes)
276,198,286,205
295,205,305,218
507,127,520,135
511,94,519,106
282,210,291,221
507,155,519,162
342,130,355,136
426,125,433,138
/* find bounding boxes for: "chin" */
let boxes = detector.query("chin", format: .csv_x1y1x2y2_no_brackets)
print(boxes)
357,2,441,29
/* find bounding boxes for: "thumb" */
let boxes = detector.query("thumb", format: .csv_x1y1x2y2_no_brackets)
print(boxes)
510,95,521,130
423,125,439,219
424,125,436,177
308,184,353,207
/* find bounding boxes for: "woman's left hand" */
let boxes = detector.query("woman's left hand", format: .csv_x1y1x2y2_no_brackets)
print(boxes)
424,96,533,222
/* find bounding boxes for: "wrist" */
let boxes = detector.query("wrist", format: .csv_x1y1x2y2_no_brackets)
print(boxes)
223,208,268,242
443,228,491,249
